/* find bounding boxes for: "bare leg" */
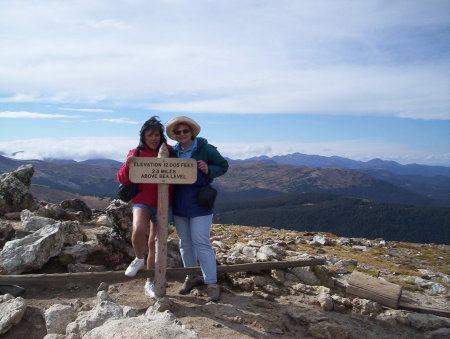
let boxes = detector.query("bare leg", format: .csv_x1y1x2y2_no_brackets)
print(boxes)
147,220,157,282
131,208,151,259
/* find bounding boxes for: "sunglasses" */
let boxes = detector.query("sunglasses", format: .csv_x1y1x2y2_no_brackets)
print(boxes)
174,128,191,135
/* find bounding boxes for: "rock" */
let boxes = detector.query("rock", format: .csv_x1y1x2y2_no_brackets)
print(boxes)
105,200,133,235
3,212,21,220
44,304,76,334
83,312,198,339
66,293,123,337
310,235,333,246
290,267,321,286
60,221,84,246
271,269,286,284
318,292,334,311
425,283,448,296
312,265,335,288
0,296,27,335
242,246,257,258
44,334,66,339
335,259,358,267
352,245,369,251
352,298,382,316
225,254,253,265
97,283,109,292
425,328,450,339
256,245,281,261
34,202,67,220
122,306,138,318
0,221,15,248
0,219,84,273
59,240,104,265
60,198,92,220
149,297,174,313
96,215,113,227
286,305,329,325
406,313,450,331
0,165,37,215
95,226,134,262
308,321,350,339
0,223,66,274
22,214,57,233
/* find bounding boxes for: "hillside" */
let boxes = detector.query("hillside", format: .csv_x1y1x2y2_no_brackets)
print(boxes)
247,152,450,177
214,192,450,244
215,161,435,206
1,156,440,206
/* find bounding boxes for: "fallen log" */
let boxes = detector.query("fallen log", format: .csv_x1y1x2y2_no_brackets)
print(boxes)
0,258,325,286
347,271,450,318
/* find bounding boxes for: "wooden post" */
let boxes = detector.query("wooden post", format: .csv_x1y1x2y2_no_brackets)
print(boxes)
153,143,170,298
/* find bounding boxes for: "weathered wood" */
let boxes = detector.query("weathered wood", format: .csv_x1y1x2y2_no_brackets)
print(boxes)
154,144,170,297
398,300,450,318
347,271,402,309
0,258,326,285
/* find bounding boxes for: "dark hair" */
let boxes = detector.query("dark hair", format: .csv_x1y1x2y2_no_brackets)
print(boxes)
137,116,167,150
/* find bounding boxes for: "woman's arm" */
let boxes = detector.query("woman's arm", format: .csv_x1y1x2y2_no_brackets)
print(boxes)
205,145,229,179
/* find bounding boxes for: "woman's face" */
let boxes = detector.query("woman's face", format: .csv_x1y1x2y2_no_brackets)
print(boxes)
144,129,161,151
173,124,192,144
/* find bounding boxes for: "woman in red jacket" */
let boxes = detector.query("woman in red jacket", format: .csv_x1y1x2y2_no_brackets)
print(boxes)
117,116,169,298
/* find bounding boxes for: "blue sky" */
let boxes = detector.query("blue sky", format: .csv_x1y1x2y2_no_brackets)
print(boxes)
0,0,449,165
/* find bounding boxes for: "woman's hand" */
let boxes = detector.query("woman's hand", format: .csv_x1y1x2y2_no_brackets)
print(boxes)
126,154,136,166
197,160,209,174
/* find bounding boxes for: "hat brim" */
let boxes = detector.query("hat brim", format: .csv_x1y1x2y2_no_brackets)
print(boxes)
166,116,201,140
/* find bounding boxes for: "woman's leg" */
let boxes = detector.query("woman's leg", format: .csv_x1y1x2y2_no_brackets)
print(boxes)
132,207,151,258
189,214,216,285
174,215,198,269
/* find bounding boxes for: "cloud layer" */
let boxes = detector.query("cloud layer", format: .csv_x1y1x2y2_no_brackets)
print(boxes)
1,0,449,119
1,137,448,166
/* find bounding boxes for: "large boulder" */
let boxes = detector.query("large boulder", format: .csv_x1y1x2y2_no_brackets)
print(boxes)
21,209,57,232
65,292,124,338
83,311,199,339
105,199,133,236
0,164,37,215
45,304,76,335
60,198,92,221
0,221,84,274
0,295,27,335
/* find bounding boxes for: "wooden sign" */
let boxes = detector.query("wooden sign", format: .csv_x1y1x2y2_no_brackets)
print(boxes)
129,157,197,184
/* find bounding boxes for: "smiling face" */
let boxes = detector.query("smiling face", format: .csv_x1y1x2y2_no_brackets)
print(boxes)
144,128,161,151
173,123,192,145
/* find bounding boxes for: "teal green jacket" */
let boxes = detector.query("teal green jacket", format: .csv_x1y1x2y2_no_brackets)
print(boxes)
171,137,229,217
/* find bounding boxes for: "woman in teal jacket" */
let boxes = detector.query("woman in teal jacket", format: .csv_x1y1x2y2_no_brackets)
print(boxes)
166,116,228,302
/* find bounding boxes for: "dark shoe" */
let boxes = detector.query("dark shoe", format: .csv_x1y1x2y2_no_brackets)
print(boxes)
206,285,221,302
178,276,203,295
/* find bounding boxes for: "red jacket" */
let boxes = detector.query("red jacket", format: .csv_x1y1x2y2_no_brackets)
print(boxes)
117,145,173,207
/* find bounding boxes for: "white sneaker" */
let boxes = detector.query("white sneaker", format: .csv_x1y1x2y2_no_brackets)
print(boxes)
124,257,145,277
145,281,155,297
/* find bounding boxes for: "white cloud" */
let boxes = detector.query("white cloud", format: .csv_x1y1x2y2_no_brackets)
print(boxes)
0,137,448,166
214,140,450,166
0,1,448,119
0,111,80,119
0,137,136,162
59,107,113,113
98,118,139,124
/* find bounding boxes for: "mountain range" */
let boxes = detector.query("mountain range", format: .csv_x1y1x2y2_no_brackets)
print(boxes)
1,153,449,243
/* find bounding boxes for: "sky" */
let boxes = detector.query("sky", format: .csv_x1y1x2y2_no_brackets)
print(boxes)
0,0,449,166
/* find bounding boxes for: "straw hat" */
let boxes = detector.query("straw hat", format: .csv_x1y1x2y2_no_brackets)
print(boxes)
166,116,201,140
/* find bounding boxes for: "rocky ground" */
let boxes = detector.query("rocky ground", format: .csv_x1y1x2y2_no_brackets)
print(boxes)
0,165,449,339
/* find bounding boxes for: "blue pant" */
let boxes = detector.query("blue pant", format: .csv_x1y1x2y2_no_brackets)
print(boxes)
174,214,216,284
